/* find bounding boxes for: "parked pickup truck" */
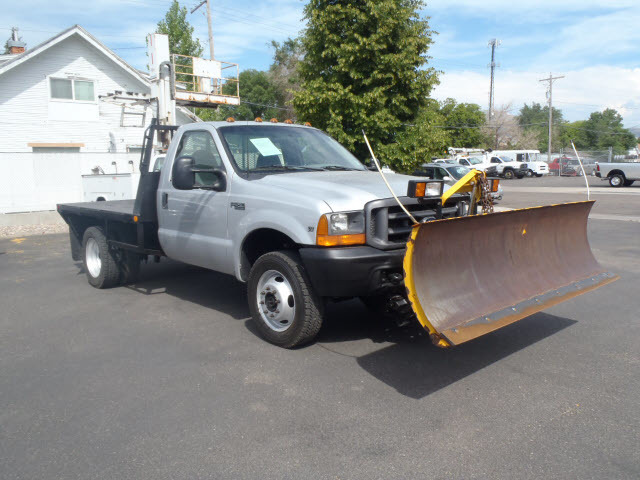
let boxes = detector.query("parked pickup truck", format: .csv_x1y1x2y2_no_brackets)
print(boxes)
595,161,640,187
57,121,468,348
486,155,528,179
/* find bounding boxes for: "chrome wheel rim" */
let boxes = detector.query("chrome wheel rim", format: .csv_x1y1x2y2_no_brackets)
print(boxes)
256,269,295,332
611,176,621,186
85,237,102,278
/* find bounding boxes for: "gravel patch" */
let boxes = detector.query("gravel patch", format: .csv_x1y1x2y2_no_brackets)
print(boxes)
0,224,68,239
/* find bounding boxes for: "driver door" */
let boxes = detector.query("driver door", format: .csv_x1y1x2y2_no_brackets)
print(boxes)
157,129,232,274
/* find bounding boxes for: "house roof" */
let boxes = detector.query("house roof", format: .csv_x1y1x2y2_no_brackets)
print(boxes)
0,24,149,86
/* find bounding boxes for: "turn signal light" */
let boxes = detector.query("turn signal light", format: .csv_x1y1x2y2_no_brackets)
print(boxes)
490,178,500,192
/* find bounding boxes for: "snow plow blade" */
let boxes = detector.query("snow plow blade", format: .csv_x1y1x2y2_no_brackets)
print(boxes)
403,201,618,347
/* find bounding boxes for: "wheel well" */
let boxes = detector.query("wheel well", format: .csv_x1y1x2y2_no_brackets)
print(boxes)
608,169,625,178
240,229,297,280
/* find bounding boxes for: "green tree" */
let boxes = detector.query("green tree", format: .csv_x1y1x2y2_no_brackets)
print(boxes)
582,108,636,154
3,39,9,55
293,0,438,170
517,102,564,152
206,69,283,121
438,98,486,148
156,0,203,58
268,38,304,119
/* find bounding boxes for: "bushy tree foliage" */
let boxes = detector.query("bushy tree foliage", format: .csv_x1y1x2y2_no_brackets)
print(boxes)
438,99,486,148
268,38,304,119
582,108,636,154
156,0,203,58
293,0,439,170
206,69,284,121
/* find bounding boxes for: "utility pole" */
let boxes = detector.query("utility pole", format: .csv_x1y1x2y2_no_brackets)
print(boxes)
488,39,500,119
539,73,564,160
191,0,214,60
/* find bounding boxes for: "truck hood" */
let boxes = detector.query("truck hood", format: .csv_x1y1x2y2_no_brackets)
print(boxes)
253,170,439,212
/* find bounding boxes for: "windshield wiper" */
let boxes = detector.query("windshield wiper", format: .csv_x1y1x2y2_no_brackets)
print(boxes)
320,165,361,171
250,165,323,172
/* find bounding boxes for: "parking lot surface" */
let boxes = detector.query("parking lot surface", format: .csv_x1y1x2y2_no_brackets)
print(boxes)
1,177,639,479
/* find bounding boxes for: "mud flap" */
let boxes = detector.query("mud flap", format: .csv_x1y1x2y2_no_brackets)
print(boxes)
403,201,618,347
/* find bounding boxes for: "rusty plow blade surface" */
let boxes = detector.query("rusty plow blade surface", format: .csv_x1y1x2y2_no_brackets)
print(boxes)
403,201,618,347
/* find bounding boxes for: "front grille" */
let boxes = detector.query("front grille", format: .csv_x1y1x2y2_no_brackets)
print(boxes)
365,197,462,250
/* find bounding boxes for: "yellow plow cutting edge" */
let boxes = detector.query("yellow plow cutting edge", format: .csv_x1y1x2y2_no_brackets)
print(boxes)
403,201,618,347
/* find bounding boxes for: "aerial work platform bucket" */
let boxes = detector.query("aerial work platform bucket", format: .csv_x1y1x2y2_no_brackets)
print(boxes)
403,201,618,347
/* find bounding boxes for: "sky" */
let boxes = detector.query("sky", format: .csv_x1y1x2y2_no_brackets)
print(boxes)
3,0,640,129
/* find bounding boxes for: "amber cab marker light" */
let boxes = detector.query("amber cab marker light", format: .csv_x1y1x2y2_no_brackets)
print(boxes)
254,117,263,122
226,117,235,123
304,122,312,126
270,118,278,123
284,119,293,124
316,215,365,247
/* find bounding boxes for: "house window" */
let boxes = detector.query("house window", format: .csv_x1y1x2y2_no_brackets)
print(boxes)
50,77,95,102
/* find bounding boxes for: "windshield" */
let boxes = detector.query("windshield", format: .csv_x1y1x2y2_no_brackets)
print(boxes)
445,165,470,180
217,125,366,172
467,157,484,165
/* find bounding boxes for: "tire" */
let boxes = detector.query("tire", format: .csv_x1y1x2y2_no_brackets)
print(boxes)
503,169,515,180
623,180,635,187
247,251,323,348
609,174,624,188
536,174,543,177
525,169,534,177
82,227,121,289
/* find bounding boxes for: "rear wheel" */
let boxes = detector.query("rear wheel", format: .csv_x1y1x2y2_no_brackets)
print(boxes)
623,180,635,187
525,169,534,177
82,227,121,289
536,173,543,177
609,174,624,188
248,251,323,348
503,169,515,180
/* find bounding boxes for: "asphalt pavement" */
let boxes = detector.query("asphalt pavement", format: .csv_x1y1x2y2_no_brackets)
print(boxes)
1,177,639,479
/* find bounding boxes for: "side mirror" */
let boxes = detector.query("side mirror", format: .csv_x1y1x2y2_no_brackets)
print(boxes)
173,156,196,190
172,156,227,192
443,175,453,182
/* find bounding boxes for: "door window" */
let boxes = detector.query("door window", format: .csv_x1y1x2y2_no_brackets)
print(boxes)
491,157,501,164
175,130,223,186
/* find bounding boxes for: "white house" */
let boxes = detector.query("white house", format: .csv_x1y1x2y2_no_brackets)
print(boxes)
0,25,196,153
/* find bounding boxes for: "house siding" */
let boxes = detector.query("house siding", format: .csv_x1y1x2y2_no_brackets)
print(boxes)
0,33,192,153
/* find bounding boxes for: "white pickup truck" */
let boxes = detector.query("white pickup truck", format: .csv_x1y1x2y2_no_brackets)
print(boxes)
595,162,640,187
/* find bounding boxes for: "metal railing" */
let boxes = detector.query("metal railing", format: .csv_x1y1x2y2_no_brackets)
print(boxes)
171,54,239,102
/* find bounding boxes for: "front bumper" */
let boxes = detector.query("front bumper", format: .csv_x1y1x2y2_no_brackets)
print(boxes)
299,246,405,297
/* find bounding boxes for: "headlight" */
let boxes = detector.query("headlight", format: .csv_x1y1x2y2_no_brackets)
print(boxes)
407,180,444,198
328,212,365,235
317,211,366,246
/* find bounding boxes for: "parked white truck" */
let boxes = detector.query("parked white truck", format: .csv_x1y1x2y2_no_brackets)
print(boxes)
56,121,616,349
595,161,640,187
491,150,548,177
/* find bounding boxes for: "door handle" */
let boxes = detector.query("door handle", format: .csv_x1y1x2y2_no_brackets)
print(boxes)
162,192,168,209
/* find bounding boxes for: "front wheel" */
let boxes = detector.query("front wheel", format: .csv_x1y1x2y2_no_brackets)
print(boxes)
503,169,515,180
525,169,534,177
609,174,624,188
536,173,544,177
247,251,323,348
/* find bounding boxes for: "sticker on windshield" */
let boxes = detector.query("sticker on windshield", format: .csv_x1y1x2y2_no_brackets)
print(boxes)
250,138,282,157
